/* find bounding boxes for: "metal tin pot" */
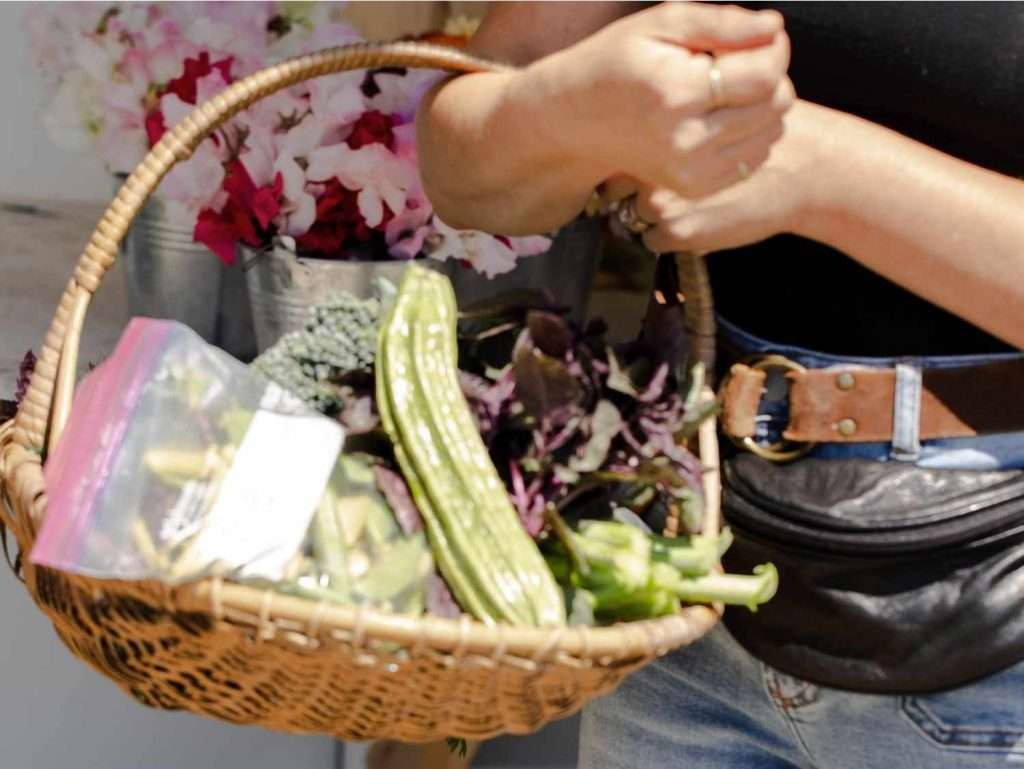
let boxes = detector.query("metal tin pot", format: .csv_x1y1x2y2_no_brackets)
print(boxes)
117,180,258,360
243,218,601,353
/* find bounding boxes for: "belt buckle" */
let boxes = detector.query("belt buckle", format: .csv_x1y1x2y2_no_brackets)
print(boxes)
721,354,816,463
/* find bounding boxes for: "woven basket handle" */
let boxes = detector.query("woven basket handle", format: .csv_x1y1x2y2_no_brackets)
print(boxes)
13,41,715,457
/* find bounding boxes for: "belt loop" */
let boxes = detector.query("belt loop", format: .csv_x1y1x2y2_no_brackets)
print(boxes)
891,361,922,462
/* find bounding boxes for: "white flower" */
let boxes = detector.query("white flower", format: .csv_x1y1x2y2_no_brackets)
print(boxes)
368,69,447,119
239,121,277,187
160,139,227,222
308,71,369,127
42,70,105,152
276,154,317,235
24,4,110,94
159,68,232,129
306,143,416,228
506,234,553,258
424,217,553,278
424,217,518,278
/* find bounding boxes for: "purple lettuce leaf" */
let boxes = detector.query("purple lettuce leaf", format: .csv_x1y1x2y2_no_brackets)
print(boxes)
15,350,36,404
373,465,423,534
337,392,379,435
512,330,583,426
426,572,462,619
526,310,574,358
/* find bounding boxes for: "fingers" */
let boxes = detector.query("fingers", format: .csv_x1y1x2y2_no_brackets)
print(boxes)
703,120,784,192
599,174,641,205
700,32,791,109
640,3,784,52
666,77,792,170
704,78,795,145
637,169,788,255
663,109,786,198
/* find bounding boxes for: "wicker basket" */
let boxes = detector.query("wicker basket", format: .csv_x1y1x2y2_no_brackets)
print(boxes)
0,42,721,742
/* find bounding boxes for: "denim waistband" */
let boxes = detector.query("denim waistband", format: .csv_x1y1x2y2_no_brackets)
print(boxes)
717,315,1024,471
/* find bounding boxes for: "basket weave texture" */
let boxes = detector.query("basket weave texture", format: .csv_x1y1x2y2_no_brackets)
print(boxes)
0,42,721,741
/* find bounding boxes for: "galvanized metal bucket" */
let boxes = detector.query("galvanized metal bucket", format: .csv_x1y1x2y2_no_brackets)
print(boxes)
118,183,258,360
243,218,602,352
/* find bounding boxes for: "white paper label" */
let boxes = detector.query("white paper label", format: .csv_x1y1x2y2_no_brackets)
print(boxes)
188,394,345,581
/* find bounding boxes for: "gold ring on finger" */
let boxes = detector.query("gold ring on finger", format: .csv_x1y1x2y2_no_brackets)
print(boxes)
614,196,654,235
737,160,751,179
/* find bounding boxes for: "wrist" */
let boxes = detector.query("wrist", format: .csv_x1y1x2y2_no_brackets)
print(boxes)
780,101,853,242
512,53,619,188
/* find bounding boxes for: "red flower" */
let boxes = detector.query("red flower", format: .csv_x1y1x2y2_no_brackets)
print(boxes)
166,51,234,106
194,161,283,265
144,110,166,147
195,208,244,266
251,173,284,230
346,111,396,150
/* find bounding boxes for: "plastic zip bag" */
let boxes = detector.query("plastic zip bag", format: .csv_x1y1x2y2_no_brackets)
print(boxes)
33,319,351,585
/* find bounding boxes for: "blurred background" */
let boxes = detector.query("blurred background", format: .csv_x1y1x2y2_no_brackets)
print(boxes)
0,3,593,769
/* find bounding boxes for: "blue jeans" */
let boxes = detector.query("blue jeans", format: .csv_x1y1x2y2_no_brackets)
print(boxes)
580,624,1024,768
580,318,1024,768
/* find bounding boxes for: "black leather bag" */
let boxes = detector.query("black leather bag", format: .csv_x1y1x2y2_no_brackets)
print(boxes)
720,453,1024,693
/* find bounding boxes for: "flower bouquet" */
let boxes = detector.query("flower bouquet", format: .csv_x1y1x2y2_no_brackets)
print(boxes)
27,3,594,356
26,1,340,356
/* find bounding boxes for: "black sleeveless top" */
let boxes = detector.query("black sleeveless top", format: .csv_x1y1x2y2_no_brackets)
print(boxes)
709,1,1024,357
709,3,1024,693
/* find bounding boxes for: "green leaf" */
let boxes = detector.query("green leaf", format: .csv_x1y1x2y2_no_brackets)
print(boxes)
569,400,622,473
605,348,638,397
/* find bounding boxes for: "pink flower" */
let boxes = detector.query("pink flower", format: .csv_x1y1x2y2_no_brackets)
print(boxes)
347,111,396,150
307,71,369,127
168,2,275,74
367,69,448,120
160,140,227,225
275,155,317,236
425,217,552,278
165,52,233,106
158,67,233,142
385,158,434,260
24,4,111,95
306,143,416,228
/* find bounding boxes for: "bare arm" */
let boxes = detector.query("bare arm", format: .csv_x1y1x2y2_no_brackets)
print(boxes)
417,3,633,233
634,100,1024,348
416,2,790,235
797,103,1024,348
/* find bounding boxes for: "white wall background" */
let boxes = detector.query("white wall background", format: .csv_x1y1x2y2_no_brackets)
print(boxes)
0,2,109,201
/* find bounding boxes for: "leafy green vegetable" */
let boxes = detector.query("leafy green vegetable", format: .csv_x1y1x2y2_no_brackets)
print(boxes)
252,284,388,415
543,520,777,623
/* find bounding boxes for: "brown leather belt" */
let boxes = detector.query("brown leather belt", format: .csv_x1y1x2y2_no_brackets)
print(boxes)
721,357,1024,445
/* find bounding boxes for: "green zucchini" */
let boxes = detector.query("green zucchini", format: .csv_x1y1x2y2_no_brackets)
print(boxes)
377,265,565,627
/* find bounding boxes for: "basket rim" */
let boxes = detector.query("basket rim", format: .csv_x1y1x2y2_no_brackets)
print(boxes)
2,418,721,667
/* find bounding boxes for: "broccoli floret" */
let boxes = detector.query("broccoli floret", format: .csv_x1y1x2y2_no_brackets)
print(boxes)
251,281,392,413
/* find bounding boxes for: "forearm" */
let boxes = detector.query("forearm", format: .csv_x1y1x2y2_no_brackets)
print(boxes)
416,68,610,235
416,2,633,235
794,102,1024,348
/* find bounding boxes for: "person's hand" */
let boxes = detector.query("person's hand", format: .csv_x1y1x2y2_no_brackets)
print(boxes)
618,100,832,254
516,2,795,199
